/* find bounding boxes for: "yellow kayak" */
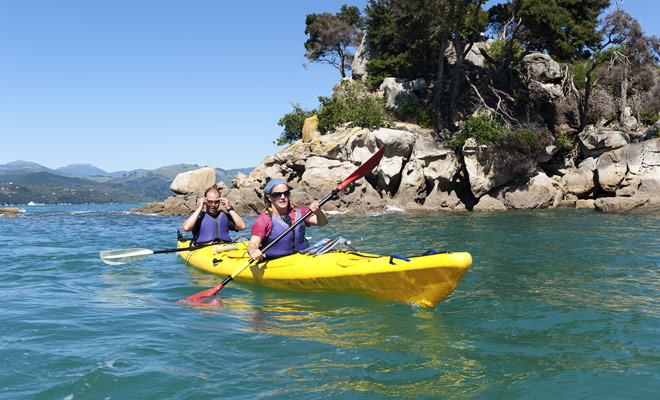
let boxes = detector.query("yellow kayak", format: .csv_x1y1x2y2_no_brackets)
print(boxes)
177,239,471,308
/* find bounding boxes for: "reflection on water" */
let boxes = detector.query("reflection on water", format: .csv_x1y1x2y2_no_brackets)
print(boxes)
207,296,485,397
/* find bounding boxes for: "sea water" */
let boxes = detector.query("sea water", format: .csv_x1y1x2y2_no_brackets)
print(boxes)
1,204,658,399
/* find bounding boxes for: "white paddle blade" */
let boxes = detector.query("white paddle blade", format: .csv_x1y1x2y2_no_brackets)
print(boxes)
99,248,154,265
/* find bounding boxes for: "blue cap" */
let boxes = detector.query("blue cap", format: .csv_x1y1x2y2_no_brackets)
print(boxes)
264,178,289,195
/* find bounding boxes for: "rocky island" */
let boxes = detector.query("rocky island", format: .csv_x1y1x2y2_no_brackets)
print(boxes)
133,113,660,216
134,2,660,216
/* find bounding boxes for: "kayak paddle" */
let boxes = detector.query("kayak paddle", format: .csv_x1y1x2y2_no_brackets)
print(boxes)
176,145,386,303
100,243,237,265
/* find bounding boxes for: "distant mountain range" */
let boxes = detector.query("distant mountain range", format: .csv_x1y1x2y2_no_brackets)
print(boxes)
55,163,146,178
0,161,253,205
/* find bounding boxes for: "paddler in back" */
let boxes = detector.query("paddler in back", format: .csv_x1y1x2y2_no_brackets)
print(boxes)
247,178,328,260
182,187,246,244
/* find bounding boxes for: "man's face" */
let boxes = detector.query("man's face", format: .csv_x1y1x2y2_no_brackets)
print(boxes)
205,191,221,216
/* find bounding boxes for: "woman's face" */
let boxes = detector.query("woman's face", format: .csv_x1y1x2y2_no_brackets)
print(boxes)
268,183,290,208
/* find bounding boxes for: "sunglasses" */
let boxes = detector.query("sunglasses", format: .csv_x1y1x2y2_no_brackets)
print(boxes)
269,190,290,198
206,200,221,205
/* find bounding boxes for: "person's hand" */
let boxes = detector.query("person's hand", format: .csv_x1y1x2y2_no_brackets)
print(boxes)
248,248,264,261
219,197,231,210
197,197,206,210
309,201,321,213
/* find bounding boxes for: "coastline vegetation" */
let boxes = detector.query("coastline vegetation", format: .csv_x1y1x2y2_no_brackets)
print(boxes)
278,0,660,181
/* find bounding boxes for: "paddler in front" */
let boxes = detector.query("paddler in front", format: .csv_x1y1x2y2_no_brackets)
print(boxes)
247,178,328,260
182,187,247,244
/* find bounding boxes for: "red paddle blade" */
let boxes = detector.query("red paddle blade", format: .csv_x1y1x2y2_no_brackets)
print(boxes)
337,145,385,191
176,283,223,303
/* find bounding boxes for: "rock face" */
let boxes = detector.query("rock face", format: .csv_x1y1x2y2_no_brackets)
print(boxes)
462,138,514,198
169,167,216,195
578,125,630,158
351,33,376,82
132,169,228,217
225,125,422,216
445,39,494,67
522,53,565,102
302,115,320,143
134,129,659,216
561,168,595,198
523,53,563,82
494,170,561,210
379,77,427,109
595,138,660,195
0,207,20,218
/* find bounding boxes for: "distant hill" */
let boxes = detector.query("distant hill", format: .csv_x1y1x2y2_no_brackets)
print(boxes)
107,169,149,178
56,163,113,177
0,170,145,204
0,161,254,205
0,160,55,174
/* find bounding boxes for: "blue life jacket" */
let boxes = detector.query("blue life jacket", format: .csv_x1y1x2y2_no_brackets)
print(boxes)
195,212,232,243
264,206,309,258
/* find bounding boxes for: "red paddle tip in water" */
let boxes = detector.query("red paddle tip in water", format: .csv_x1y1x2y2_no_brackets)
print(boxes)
176,283,223,303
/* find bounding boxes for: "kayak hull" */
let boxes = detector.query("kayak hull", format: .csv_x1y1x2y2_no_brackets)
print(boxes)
177,240,471,307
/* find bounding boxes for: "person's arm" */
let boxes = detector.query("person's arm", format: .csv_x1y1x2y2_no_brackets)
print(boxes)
220,197,246,231
305,201,328,226
246,214,271,259
182,197,206,232
247,235,264,260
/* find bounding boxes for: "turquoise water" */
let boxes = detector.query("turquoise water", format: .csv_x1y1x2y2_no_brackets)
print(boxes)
1,205,658,399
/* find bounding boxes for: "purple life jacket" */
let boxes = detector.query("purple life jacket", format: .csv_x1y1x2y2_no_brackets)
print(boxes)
196,212,232,243
264,207,309,258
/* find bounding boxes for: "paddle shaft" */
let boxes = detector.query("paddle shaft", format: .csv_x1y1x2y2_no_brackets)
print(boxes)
154,243,223,254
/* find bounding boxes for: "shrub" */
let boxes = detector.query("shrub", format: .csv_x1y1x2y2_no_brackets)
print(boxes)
492,135,537,178
447,114,504,149
510,129,540,154
317,81,390,133
640,109,660,126
275,104,317,145
492,128,550,178
395,97,437,129
556,132,575,148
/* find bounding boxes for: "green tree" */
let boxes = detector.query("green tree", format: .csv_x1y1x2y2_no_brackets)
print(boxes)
364,0,443,88
489,0,610,62
364,0,488,122
304,5,363,78
483,39,525,69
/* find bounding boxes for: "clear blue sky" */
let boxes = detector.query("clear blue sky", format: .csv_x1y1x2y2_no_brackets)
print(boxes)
1,0,657,172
